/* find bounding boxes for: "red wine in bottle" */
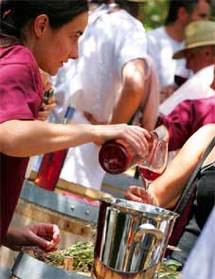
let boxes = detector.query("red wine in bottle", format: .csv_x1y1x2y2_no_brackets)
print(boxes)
35,149,68,190
35,106,75,190
98,140,136,175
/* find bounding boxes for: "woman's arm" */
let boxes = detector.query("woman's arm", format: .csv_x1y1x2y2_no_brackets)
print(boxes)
0,120,151,157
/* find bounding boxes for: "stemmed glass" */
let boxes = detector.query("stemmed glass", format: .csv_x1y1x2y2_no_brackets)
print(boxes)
138,138,168,189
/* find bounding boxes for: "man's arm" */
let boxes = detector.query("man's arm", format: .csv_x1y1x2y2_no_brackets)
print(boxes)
111,59,159,130
158,99,193,151
111,59,146,124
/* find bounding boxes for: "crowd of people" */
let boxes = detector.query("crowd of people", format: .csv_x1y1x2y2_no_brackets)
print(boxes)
0,0,215,277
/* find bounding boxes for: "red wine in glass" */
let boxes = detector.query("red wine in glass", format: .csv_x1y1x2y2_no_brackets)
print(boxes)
138,167,162,181
138,139,168,189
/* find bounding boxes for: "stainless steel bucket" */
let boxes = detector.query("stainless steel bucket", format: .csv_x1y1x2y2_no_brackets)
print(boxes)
92,199,178,279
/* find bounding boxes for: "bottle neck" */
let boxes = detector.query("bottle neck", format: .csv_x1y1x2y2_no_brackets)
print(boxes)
152,126,168,141
63,106,75,124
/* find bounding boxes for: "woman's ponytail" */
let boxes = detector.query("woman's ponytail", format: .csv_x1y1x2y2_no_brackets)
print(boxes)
0,0,20,37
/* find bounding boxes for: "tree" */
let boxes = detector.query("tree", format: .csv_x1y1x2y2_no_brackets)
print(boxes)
140,0,215,30
141,0,168,30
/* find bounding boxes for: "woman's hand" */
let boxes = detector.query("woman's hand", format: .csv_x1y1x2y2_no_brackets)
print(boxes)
93,124,152,159
38,95,56,121
4,223,60,251
39,69,56,121
125,185,156,205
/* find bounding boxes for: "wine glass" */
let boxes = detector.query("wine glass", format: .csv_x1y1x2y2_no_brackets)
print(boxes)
138,139,168,189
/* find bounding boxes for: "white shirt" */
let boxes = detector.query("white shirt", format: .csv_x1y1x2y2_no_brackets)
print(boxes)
147,26,189,87
61,5,149,123
51,5,155,189
159,65,215,115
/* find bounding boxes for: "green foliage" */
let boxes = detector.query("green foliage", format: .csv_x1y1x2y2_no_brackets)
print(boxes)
46,241,94,273
158,259,182,279
140,0,215,30
141,0,168,30
31,242,183,278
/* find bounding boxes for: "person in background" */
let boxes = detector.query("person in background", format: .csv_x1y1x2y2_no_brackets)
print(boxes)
182,206,215,279
0,0,151,251
125,124,215,264
160,20,215,115
48,0,160,189
156,64,215,152
147,0,210,97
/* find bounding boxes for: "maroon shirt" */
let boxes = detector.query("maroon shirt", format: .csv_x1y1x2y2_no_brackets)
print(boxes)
0,45,43,242
160,96,215,151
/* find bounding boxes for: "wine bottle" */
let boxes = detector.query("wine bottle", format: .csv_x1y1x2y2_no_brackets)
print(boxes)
35,106,75,190
98,140,131,174
98,127,167,175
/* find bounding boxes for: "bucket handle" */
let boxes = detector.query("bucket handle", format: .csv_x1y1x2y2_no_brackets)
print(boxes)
134,223,164,243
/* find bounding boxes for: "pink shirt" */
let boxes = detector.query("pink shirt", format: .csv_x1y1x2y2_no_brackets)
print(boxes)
0,45,43,121
0,45,43,242
160,96,215,151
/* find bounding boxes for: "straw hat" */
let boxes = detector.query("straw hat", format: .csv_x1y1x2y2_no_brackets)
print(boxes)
173,20,215,59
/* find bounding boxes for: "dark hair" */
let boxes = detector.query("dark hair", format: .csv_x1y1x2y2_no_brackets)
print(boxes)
165,0,200,25
115,0,142,18
0,0,88,38
89,0,109,3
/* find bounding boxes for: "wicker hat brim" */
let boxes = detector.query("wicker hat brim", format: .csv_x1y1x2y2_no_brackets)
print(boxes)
173,40,215,59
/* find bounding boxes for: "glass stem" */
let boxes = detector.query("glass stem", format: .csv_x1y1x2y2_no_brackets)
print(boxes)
143,179,151,190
